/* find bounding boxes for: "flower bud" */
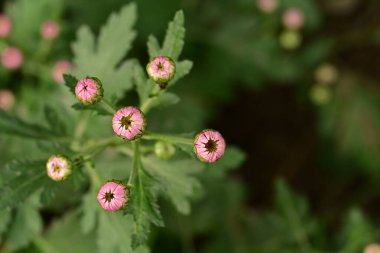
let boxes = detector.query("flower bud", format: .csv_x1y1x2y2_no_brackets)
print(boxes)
112,106,145,140
310,85,331,106
364,244,380,253
146,56,176,88
155,141,176,160
279,29,301,50
0,89,15,110
0,14,11,38
75,77,104,105
46,154,72,181
1,46,23,70
314,63,339,85
282,8,304,30
257,0,278,13
97,180,128,212
194,129,226,163
53,60,72,83
40,20,60,40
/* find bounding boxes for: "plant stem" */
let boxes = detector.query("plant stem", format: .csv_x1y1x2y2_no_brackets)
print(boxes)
128,140,141,187
142,132,193,145
140,87,163,113
100,99,116,114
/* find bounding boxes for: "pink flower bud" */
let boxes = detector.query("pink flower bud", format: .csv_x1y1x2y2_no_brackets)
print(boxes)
40,20,60,40
257,0,278,13
46,155,72,181
146,56,176,88
282,8,304,30
1,47,23,70
97,180,128,212
52,60,72,83
0,14,11,38
75,77,103,105
112,106,145,140
0,89,15,110
194,129,226,163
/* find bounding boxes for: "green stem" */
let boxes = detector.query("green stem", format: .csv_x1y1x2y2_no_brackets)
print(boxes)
71,111,91,151
128,140,141,186
100,99,116,114
142,132,193,145
140,87,163,113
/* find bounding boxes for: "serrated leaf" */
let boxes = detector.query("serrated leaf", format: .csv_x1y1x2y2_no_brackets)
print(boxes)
39,212,97,253
71,103,112,116
7,198,42,250
340,209,375,253
81,190,99,234
130,167,163,249
72,3,137,99
0,160,47,209
44,105,67,135
97,212,149,253
0,209,11,243
169,60,193,87
143,155,203,215
147,35,160,59
161,10,185,61
63,74,78,95
149,92,180,109
0,109,59,140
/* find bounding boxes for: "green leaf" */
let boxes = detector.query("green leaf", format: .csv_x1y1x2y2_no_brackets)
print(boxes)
81,190,99,234
274,179,319,251
71,103,112,116
130,167,163,249
44,106,67,135
206,146,246,172
161,10,185,61
7,198,42,250
0,160,47,209
169,60,193,87
63,74,78,96
340,209,375,253
72,3,137,99
149,92,180,109
0,109,59,140
147,35,161,59
143,155,203,215
37,212,97,253
319,76,380,171
97,212,149,253
0,209,11,243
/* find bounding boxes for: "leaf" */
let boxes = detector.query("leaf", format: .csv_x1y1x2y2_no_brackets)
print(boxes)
148,92,180,109
130,167,163,249
0,160,47,209
274,179,319,251
319,75,380,171
97,212,149,253
0,109,59,140
340,209,375,253
205,146,246,173
44,105,67,135
143,155,203,215
169,60,193,87
63,74,78,96
161,10,185,61
71,103,112,116
38,212,97,253
7,198,43,250
71,3,137,99
0,209,11,243
147,35,161,59
81,190,99,234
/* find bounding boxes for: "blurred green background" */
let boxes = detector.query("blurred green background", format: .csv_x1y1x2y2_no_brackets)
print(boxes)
1,0,380,252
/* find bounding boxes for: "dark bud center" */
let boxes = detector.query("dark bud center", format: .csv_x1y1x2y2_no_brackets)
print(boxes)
204,139,218,152
120,115,133,129
157,63,164,70
104,191,114,202
53,165,61,173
